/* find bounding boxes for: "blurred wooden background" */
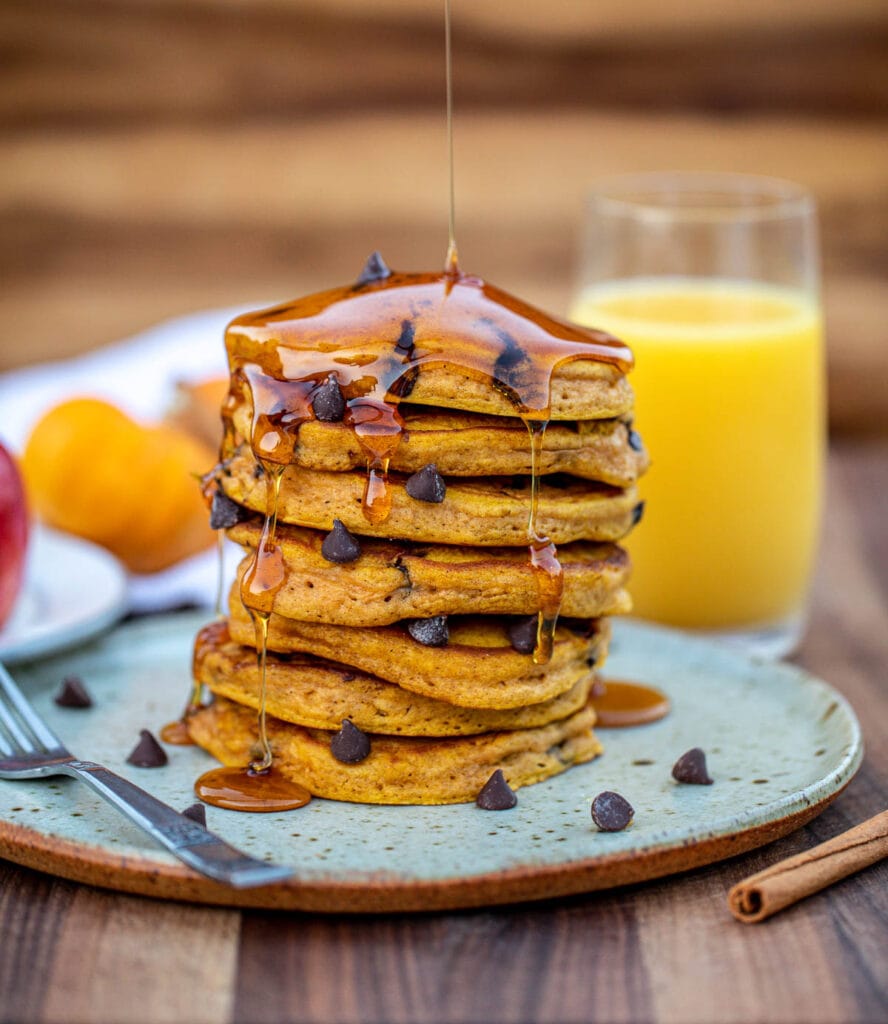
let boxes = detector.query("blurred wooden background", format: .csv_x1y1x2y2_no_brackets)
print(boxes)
1,0,886,432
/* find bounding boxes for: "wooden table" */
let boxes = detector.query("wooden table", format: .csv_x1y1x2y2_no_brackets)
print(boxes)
1,439,885,1024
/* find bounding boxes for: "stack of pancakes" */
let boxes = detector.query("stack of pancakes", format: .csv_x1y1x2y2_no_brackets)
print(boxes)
187,267,647,805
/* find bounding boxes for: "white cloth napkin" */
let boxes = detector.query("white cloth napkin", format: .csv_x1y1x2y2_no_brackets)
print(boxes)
0,306,250,613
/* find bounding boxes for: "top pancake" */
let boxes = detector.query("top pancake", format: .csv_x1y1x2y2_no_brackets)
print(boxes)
225,269,634,422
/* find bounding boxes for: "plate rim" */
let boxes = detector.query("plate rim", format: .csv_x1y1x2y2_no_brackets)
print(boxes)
0,782,854,913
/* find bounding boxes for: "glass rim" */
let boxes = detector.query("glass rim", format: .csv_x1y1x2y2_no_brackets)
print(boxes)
586,172,816,224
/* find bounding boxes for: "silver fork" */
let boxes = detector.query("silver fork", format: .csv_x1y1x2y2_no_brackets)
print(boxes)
0,661,295,889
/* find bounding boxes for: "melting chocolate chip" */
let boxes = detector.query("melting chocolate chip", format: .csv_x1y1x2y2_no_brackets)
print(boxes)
405,464,446,503
407,616,449,647
321,519,362,563
311,374,345,422
591,791,634,832
330,719,371,764
672,747,713,785
253,461,265,479
508,615,539,654
181,803,207,827
476,769,517,810
356,251,392,285
126,730,168,768
395,319,415,355
627,425,644,452
210,491,250,530
53,675,93,709
632,501,645,526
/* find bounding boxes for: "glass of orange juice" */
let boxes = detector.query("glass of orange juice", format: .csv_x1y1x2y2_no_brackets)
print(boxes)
570,173,825,658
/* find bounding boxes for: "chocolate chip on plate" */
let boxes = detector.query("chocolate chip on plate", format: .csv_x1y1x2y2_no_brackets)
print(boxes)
407,615,449,647
210,491,250,530
405,464,446,503
476,769,517,811
330,719,371,764
181,803,207,827
356,250,392,285
53,675,93,709
126,730,168,768
321,519,362,563
312,374,346,422
507,615,538,654
672,747,713,785
631,501,646,526
591,791,634,832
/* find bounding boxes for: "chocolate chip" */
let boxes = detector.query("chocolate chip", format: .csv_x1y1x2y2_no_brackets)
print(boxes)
126,730,168,768
627,425,644,452
672,747,713,785
591,791,634,832
508,615,538,654
476,769,517,810
181,803,207,827
330,719,371,764
53,675,93,708
210,491,250,530
356,251,392,285
395,319,415,355
406,616,449,647
321,519,361,563
405,464,446,503
632,501,645,526
312,374,345,422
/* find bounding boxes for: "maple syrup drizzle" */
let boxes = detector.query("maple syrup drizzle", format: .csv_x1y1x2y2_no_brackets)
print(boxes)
592,679,671,728
444,0,458,277
195,463,311,811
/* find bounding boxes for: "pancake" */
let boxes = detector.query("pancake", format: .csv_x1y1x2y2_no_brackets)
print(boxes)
227,520,632,626
218,445,639,545
229,401,648,486
195,621,598,734
227,600,609,708
225,270,634,423
188,695,602,804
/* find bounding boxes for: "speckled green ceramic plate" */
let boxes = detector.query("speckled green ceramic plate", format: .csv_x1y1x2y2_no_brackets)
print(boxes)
0,613,862,912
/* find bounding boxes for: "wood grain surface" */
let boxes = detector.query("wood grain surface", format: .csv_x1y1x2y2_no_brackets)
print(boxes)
1,442,886,1024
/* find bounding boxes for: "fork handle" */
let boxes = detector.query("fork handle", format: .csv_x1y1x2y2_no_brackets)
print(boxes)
61,760,294,889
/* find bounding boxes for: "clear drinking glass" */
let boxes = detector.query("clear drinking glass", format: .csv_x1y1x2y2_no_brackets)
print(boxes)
569,173,825,658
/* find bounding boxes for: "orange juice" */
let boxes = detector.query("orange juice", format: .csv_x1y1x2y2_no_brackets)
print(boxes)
570,278,825,629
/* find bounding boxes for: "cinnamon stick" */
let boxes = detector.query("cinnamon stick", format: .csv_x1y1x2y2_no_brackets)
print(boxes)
728,810,888,923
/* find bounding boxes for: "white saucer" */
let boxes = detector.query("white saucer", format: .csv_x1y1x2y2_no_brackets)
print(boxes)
0,526,128,664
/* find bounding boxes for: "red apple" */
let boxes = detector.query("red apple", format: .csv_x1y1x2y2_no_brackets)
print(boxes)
0,440,29,628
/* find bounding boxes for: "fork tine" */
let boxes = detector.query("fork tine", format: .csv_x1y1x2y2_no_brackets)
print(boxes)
0,662,66,752
0,694,34,752
0,722,14,757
